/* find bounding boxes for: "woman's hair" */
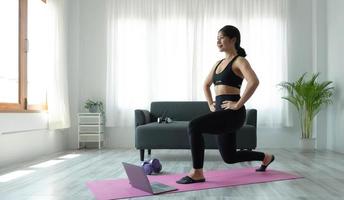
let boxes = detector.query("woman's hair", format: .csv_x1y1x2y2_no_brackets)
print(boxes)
219,25,247,57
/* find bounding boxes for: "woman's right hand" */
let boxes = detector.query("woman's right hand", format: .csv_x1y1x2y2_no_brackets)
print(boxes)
208,102,216,112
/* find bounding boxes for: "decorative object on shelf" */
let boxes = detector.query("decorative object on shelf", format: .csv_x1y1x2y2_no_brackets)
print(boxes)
84,99,105,114
279,73,334,150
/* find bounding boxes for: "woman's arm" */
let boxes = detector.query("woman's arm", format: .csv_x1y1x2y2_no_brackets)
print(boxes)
234,57,259,109
221,57,259,110
203,61,220,111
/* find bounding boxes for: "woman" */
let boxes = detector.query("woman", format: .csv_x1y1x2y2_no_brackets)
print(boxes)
177,25,275,184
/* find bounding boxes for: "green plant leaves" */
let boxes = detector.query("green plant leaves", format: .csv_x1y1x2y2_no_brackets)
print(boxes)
278,73,334,138
84,99,105,114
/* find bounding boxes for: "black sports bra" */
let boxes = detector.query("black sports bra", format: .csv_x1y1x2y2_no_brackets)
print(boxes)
212,55,243,89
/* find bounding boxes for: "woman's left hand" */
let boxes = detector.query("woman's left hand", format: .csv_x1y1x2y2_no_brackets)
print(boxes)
221,101,240,110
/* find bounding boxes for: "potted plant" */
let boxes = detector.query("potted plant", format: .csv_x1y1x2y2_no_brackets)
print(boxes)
279,73,334,150
84,99,105,115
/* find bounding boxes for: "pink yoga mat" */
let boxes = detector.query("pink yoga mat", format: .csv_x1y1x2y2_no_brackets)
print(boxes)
86,167,302,200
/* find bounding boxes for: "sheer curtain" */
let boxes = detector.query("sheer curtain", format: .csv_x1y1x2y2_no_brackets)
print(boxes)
46,0,70,129
106,0,287,127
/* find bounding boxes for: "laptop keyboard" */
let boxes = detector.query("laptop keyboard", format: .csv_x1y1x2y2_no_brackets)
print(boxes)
151,182,175,193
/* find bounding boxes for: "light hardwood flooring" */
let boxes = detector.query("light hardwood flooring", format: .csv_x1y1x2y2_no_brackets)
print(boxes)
1,148,344,200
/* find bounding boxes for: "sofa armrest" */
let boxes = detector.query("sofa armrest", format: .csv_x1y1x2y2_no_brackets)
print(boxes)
245,109,257,127
134,109,151,127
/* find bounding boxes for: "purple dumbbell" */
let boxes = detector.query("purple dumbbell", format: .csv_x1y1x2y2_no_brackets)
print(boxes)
142,161,153,175
141,158,162,175
149,158,162,173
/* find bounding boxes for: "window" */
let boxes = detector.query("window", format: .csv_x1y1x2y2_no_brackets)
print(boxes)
27,0,49,110
0,0,47,112
0,0,21,110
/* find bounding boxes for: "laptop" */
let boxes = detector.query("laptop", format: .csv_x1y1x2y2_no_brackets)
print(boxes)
122,162,178,194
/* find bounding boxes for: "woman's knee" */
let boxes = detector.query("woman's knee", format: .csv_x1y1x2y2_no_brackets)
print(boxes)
219,150,237,164
222,157,237,164
188,120,200,134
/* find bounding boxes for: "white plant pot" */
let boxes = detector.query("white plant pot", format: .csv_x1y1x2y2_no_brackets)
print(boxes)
299,138,316,152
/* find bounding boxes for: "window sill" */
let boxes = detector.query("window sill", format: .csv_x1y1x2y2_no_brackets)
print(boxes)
0,112,49,134
0,110,47,113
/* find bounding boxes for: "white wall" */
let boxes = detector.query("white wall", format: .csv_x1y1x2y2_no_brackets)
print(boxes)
0,114,68,168
66,0,325,149
313,0,328,150
67,0,113,149
66,0,80,150
326,0,344,153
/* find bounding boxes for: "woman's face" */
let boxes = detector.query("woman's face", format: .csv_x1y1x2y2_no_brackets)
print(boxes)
217,32,235,52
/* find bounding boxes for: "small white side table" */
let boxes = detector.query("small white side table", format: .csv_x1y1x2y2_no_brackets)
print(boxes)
78,113,104,149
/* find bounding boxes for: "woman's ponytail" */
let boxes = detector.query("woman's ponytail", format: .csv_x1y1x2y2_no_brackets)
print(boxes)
236,45,247,57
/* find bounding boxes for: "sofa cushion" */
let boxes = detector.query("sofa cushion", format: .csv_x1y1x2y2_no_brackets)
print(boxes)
150,102,210,121
136,121,190,148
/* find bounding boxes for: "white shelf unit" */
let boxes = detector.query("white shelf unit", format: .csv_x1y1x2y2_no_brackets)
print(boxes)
78,113,104,149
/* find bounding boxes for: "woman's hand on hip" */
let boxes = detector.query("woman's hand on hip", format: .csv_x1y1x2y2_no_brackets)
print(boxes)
221,101,240,110
208,102,216,112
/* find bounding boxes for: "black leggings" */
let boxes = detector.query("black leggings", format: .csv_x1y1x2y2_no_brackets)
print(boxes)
188,94,265,169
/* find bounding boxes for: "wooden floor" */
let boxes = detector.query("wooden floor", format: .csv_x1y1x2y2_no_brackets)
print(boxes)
1,148,344,200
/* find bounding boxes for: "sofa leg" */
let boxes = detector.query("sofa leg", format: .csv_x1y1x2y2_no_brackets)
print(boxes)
140,149,144,161
148,149,151,155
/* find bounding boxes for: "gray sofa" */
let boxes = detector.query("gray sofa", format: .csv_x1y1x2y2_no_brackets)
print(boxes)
135,101,257,161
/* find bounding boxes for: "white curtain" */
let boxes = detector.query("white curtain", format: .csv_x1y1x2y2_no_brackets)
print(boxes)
106,0,287,127
46,0,70,129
